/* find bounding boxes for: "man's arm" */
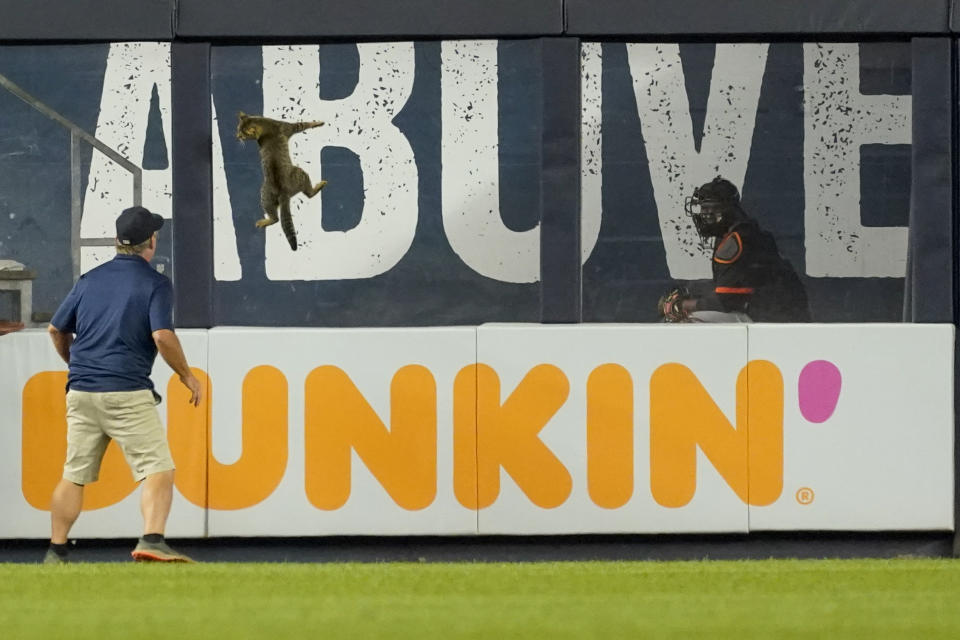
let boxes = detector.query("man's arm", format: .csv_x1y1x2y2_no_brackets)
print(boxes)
47,324,73,364
0,321,24,336
153,329,202,407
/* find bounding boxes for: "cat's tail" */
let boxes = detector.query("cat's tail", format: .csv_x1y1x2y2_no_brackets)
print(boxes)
280,201,297,251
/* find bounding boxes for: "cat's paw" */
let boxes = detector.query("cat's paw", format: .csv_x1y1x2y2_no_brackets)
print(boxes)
315,180,328,190
310,121,325,128
255,218,275,228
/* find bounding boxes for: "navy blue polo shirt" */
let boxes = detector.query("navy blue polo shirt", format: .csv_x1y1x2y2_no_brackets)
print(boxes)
50,254,174,392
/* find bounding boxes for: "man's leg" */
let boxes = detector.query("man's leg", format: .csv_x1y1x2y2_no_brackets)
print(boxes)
46,390,108,563
50,478,84,543
133,468,192,562
140,469,174,535
107,390,192,562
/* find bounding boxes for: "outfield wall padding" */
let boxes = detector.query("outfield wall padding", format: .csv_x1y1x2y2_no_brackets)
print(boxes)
172,42,214,328
0,0,174,41
904,38,955,323
175,0,564,39
0,1,957,42
566,0,952,36
0,324,953,538
539,38,582,324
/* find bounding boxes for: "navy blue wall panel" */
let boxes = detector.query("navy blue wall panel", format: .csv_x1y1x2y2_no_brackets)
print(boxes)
171,42,213,328
567,0,950,36
904,38,953,323
540,38,582,323
177,0,563,38
0,1,172,41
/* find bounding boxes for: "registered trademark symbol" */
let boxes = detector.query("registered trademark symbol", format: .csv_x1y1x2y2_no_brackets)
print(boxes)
795,487,815,505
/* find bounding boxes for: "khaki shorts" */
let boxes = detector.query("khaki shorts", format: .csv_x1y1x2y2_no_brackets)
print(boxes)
64,389,175,484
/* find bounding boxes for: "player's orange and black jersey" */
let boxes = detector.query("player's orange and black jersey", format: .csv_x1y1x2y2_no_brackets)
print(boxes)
704,221,810,322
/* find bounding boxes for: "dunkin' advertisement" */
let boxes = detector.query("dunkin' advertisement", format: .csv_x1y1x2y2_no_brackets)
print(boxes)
0,324,952,538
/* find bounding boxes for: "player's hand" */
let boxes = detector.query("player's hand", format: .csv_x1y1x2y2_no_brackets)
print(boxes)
0,321,24,336
658,287,691,323
180,373,203,408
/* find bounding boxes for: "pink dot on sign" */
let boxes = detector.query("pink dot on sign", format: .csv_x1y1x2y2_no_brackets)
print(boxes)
798,360,842,423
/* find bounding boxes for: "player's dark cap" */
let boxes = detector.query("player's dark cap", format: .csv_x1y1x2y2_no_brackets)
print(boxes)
695,176,740,204
116,206,164,245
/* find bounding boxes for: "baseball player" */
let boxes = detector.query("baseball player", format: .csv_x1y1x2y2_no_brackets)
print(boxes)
659,176,810,323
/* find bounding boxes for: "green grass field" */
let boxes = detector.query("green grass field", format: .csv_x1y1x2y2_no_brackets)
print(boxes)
1,559,959,638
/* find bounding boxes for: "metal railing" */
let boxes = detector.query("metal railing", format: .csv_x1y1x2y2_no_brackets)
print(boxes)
0,72,142,281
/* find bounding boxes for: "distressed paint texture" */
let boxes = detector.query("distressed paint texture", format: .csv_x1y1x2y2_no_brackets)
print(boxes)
441,40,540,284
81,43,171,273
580,42,603,265
258,43,418,281
212,97,242,281
627,43,768,280
803,43,910,278
208,42,542,326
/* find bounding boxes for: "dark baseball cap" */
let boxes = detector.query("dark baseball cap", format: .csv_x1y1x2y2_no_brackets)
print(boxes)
116,206,164,245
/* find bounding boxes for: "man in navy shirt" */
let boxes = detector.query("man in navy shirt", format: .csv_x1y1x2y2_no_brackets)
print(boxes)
45,206,202,564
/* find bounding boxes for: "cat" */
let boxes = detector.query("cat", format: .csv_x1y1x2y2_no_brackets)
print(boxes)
236,112,328,251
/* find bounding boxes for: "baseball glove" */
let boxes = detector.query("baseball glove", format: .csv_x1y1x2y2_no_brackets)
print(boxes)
657,286,691,323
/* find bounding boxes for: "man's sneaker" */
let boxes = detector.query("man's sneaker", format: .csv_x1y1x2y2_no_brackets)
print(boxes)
42,549,68,564
131,538,195,563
